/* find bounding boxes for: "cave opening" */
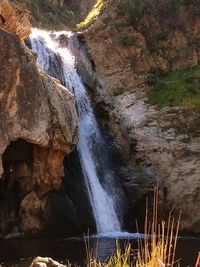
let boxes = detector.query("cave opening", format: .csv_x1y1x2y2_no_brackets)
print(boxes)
0,139,34,235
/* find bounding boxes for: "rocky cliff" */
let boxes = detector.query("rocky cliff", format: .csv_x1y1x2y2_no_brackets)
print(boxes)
9,0,97,30
0,0,31,40
0,27,78,237
2,0,200,236
81,0,200,233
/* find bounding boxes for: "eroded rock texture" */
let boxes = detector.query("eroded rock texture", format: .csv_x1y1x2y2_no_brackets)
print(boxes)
0,0,31,40
81,3,200,233
0,29,78,237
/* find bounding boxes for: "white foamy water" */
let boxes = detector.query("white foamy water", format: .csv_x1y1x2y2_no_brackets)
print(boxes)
30,28,121,233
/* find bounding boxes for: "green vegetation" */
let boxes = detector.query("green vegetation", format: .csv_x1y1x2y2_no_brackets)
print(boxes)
148,65,200,109
112,0,195,55
114,0,191,28
130,55,137,69
76,0,104,28
119,35,136,46
14,0,76,29
164,0,190,15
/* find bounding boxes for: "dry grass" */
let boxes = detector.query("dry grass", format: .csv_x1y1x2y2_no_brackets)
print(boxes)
65,186,199,267
195,253,200,267
76,0,104,28
82,187,200,267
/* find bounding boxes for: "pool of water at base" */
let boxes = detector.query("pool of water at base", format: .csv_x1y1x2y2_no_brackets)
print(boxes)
0,234,199,267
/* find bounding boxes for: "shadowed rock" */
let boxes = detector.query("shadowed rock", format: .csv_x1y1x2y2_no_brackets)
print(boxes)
0,28,78,236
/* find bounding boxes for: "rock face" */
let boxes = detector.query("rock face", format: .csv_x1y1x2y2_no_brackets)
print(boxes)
30,257,65,267
0,28,78,236
82,2,200,233
0,0,31,40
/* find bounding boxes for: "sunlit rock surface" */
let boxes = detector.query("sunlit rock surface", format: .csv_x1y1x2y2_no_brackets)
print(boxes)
82,3,200,233
0,28,78,236
0,0,31,40
30,257,65,267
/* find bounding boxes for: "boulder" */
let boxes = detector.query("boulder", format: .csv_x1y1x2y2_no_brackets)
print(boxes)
30,257,65,267
0,28,78,235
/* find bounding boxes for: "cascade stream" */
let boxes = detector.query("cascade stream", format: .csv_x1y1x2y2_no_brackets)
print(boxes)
29,29,121,234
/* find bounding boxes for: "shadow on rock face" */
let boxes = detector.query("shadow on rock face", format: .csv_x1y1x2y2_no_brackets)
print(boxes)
0,139,34,236
48,148,96,236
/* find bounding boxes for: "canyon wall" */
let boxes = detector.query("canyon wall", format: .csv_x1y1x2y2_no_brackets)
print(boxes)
81,0,200,233
0,9,78,236
1,0,200,236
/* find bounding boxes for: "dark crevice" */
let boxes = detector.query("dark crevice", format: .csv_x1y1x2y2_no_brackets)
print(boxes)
0,139,33,235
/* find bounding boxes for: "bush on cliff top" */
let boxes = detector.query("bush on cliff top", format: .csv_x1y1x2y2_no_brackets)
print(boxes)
12,0,76,29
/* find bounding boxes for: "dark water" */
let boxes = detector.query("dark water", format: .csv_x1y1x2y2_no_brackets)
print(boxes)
0,235,199,267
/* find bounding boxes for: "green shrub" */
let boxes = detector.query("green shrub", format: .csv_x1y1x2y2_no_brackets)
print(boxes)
119,35,136,46
114,0,190,30
156,32,168,41
130,55,137,68
129,0,151,27
147,68,165,86
148,65,200,109
162,0,190,16
115,21,129,29
115,0,132,16
14,0,76,29
146,38,157,53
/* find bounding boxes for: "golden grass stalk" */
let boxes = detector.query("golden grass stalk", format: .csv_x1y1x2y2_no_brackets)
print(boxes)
195,252,200,267
84,186,184,267
76,0,103,28
73,186,200,267
133,186,181,267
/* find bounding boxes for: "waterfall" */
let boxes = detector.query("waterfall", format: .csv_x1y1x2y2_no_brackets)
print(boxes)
29,28,121,233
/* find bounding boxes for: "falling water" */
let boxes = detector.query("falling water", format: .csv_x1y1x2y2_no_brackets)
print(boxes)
29,29,121,233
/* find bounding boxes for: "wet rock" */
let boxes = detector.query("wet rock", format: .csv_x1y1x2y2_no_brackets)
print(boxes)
30,257,65,267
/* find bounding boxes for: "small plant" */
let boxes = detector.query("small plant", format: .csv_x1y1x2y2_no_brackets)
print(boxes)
84,186,182,267
147,68,165,86
115,21,129,29
119,35,136,46
156,32,168,42
115,0,132,16
130,55,137,69
163,0,190,16
14,0,76,29
146,39,157,53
